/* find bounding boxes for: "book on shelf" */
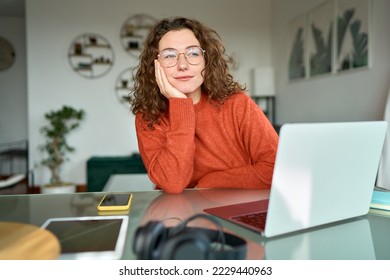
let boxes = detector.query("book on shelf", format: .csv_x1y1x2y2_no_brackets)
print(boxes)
370,190,390,211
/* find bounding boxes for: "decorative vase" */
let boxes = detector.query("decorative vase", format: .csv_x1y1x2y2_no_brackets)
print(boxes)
40,183,76,194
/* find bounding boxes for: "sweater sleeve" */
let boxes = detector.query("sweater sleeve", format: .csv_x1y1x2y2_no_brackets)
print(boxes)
136,98,196,193
197,97,278,189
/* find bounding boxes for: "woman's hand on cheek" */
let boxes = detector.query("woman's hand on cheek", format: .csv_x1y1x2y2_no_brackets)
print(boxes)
155,60,187,99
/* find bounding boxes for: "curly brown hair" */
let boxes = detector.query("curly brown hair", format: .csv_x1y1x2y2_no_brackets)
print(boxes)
130,17,246,128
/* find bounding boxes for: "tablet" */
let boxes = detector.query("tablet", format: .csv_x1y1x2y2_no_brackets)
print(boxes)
41,216,128,260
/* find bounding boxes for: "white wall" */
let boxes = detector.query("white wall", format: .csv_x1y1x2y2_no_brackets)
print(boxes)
271,0,390,124
25,0,272,185
0,16,27,144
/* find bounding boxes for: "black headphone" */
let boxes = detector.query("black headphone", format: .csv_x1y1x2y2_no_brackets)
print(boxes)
133,213,247,260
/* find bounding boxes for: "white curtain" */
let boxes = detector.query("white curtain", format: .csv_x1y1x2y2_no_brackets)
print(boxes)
377,89,390,190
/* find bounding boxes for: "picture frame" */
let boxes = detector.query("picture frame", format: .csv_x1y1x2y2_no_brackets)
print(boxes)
287,0,371,81
307,0,334,77
336,0,370,72
287,14,307,81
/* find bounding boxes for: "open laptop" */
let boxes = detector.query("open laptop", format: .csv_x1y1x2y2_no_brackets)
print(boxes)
204,121,388,238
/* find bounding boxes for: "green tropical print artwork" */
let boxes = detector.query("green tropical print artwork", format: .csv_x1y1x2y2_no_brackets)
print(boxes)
288,5,369,79
289,27,306,80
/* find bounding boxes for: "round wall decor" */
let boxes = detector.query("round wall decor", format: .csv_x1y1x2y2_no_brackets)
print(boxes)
0,36,16,71
120,14,156,58
115,67,134,105
68,33,114,78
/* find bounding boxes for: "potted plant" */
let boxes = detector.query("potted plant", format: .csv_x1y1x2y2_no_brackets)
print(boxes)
39,105,85,194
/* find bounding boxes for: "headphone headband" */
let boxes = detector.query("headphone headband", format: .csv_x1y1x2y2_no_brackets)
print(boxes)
133,213,247,260
166,226,247,260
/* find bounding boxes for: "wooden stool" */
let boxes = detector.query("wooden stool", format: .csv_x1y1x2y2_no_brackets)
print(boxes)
0,222,61,260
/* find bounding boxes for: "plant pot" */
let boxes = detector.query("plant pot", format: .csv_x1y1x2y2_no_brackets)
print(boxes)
40,183,76,194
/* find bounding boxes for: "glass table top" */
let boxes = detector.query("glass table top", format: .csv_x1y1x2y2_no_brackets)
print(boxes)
1,189,389,260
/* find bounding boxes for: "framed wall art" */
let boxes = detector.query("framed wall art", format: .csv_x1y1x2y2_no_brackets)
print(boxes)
336,0,370,72
308,0,334,77
288,14,307,81
287,0,371,82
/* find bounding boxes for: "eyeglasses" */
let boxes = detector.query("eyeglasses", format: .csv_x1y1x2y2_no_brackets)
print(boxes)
157,46,205,68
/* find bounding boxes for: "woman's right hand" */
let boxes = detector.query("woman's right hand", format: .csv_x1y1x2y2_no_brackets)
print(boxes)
154,59,187,99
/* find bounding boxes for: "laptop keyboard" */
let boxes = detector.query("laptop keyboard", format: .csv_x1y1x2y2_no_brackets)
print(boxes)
231,211,267,230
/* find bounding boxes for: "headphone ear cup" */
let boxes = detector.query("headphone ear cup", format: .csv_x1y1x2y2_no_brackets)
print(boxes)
133,221,169,260
160,230,211,260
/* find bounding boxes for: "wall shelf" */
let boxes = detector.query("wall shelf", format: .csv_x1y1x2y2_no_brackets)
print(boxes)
115,67,134,105
68,33,114,79
0,36,16,71
120,14,156,57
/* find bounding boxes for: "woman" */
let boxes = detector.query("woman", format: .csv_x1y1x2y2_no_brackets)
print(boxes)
130,17,278,194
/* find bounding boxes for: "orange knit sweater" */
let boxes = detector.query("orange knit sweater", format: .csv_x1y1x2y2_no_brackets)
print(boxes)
135,92,279,194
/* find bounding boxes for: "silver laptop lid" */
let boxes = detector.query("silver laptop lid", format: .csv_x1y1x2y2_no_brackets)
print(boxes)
265,121,387,237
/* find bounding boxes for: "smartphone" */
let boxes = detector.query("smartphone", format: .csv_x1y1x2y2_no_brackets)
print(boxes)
97,193,133,211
